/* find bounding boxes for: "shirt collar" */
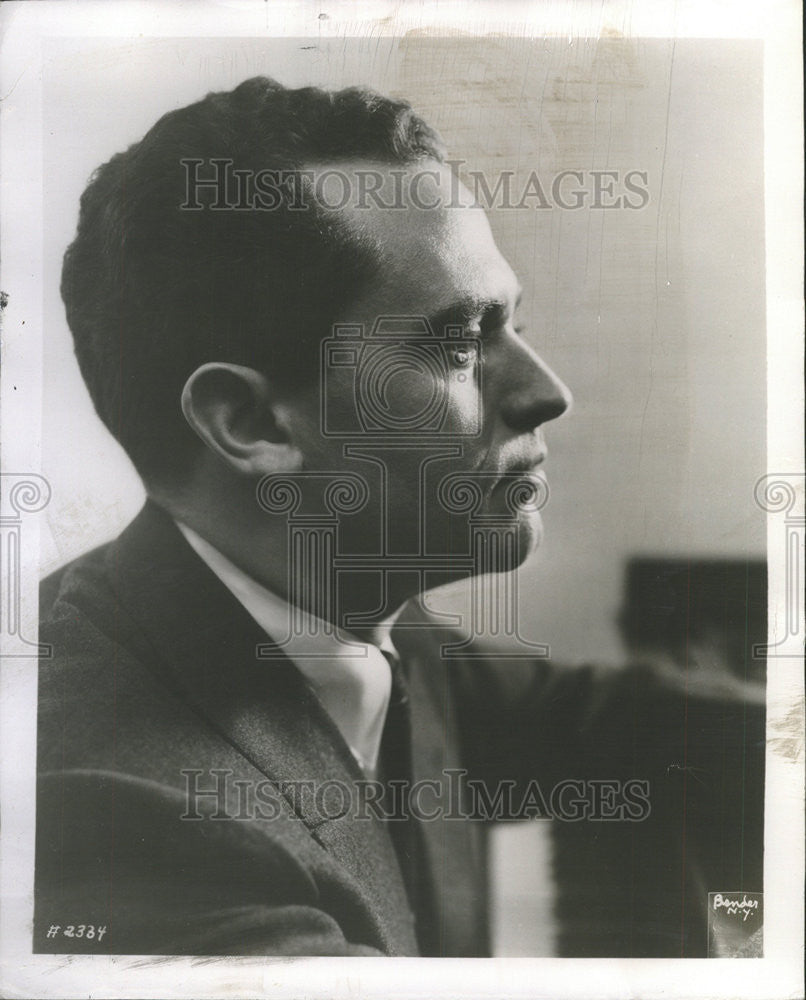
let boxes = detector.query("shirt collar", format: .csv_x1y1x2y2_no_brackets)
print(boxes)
174,520,394,777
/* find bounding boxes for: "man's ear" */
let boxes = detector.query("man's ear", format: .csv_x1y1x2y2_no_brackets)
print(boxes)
181,363,304,476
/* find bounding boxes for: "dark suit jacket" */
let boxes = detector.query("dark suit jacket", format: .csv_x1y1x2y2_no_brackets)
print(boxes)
34,501,765,956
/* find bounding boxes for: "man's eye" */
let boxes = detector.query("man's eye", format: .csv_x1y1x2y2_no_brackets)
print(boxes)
451,346,477,368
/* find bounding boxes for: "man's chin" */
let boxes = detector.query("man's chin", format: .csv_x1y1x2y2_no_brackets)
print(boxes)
487,475,546,559
467,507,543,574
511,508,543,566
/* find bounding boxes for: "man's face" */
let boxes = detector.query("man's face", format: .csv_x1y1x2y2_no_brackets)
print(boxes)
280,161,571,593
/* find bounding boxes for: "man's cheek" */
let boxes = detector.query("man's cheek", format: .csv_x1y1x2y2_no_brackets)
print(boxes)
381,371,444,429
443,379,484,437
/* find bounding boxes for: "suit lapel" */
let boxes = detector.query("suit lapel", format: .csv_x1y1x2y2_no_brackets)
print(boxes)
107,501,416,948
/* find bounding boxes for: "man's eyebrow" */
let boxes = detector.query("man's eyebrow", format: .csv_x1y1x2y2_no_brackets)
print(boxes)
428,290,522,333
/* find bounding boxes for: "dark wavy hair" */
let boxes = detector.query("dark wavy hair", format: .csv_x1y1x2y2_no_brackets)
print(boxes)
61,76,445,486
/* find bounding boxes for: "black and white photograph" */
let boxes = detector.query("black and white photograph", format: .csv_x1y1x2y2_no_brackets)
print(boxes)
0,2,802,998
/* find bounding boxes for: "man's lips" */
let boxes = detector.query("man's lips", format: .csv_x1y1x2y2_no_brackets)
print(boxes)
462,445,548,500
502,451,547,478
492,453,549,510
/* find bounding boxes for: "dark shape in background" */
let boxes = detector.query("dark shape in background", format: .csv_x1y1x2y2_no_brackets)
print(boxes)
619,558,767,683
552,557,766,957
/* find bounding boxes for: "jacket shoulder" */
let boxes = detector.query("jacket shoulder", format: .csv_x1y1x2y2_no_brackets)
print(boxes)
37,540,199,784
40,537,114,620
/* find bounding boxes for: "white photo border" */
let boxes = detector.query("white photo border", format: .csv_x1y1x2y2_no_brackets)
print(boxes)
1,1,802,998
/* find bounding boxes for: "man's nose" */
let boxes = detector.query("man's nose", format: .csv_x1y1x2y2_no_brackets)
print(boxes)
498,343,573,432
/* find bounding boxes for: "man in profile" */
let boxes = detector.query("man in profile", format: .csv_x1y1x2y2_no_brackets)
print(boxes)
35,76,764,957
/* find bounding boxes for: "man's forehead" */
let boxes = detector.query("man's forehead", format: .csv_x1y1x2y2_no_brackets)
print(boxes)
308,157,475,209
308,159,494,253
310,159,520,315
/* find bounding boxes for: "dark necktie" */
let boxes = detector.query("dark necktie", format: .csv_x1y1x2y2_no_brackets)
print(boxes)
378,649,430,932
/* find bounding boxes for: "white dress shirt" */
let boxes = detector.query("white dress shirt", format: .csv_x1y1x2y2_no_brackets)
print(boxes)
175,521,393,777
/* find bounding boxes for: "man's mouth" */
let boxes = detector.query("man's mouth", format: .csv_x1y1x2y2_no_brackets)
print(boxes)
502,450,547,479
509,459,545,474
489,454,549,512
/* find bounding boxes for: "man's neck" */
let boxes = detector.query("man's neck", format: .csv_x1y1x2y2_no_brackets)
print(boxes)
160,492,409,646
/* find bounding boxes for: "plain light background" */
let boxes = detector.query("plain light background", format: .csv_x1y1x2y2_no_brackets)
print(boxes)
37,35,765,956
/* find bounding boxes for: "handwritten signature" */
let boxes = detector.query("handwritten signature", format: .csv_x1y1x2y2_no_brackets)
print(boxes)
712,893,759,922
